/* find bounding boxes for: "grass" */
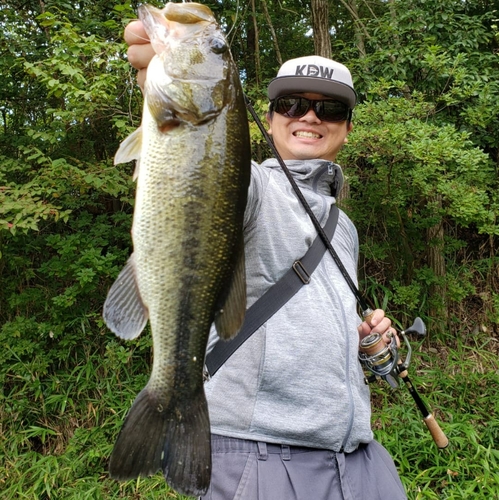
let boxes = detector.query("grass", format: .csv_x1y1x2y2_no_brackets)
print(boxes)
371,330,499,499
1,327,498,499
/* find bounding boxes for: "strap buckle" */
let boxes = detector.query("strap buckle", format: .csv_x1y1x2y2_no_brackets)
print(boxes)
292,260,311,284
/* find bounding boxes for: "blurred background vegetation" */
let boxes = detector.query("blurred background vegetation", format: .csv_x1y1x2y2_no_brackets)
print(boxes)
1,0,498,498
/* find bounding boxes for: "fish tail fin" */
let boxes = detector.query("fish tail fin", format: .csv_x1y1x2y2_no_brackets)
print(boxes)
109,388,166,480
109,387,211,496
162,395,212,496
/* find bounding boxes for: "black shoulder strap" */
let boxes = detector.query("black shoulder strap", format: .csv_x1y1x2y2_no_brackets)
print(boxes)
205,204,340,377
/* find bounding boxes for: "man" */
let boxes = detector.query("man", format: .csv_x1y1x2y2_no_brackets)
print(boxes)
124,20,407,500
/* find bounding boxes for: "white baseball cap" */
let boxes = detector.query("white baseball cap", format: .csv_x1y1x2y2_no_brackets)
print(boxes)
268,55,357,108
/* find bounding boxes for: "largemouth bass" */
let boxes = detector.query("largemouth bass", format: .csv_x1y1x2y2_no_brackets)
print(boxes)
103,2,250,495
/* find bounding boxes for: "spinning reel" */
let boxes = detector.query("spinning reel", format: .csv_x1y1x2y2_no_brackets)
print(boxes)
359,317,448,449
359,317,426,388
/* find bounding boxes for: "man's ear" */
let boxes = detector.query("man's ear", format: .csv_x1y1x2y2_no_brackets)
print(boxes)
265,113,273,135
343,122,353,144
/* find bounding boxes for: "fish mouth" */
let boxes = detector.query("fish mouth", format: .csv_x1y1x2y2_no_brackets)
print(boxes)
293,130,322,139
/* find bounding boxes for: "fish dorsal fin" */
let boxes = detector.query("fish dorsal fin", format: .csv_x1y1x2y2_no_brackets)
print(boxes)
103,254,148,339
214,240,246,340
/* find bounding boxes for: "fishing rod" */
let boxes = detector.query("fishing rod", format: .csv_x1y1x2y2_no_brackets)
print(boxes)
358,318,449,448
244,96,372,318
245,95,448,449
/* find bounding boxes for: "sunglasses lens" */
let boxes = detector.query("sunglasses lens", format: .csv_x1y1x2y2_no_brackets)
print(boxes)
318,101,350,122
274,97,309,118
273,97,350,122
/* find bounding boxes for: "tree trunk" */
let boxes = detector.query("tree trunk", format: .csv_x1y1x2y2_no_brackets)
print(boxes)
311,0,331,58
246,0,261,87
427,194,448,334
250,0,261,86
261,0,283,66
347,0,366,57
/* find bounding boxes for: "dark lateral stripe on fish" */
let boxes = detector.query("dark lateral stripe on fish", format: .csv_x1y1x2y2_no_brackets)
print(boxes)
105,2,251,496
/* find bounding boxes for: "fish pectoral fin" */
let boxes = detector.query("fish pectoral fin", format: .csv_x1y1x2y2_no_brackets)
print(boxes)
103,254,148,340
109,387,211,496
114,127,142,174
214,241,247,340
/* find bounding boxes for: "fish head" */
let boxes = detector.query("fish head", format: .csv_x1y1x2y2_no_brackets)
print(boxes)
139,2,237,128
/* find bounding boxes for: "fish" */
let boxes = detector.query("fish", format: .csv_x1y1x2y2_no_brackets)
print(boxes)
102,2,251,496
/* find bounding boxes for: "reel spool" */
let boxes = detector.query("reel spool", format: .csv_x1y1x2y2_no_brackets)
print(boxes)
358,333,399,378
359,317,426,387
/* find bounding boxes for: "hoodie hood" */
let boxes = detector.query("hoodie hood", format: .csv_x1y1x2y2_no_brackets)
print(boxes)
260,158,344,198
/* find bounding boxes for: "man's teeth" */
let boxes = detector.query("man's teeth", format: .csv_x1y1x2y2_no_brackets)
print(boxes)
295,131,321,139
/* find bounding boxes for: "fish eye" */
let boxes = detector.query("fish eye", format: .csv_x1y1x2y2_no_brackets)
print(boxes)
210,37,227,54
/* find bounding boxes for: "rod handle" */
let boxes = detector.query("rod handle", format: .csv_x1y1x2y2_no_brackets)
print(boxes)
423,413,449,449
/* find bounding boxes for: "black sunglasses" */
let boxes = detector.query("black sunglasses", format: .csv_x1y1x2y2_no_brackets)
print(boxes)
272,96,351,123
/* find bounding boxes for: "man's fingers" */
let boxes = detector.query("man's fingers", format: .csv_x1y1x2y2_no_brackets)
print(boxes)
124,20,149,45
124,20,155,74
383,328,401,348
127,43,155,71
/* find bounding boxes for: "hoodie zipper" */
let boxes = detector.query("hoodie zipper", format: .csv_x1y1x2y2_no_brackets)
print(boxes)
340,306,355,451
311,162,335,221
311,162,356,451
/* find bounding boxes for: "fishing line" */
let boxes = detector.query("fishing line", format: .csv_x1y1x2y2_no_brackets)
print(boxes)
245,96,449,450
244,95,372,317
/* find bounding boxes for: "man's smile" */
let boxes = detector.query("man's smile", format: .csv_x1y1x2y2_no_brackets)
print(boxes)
293,130,322,139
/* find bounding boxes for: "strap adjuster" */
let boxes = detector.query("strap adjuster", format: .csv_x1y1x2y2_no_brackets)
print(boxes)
292,260,311,284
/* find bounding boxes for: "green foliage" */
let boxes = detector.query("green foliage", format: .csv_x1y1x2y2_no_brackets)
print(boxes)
338,85,498,328
0,330,185,499
1,0,139,235
1,0,498,498
370,330,499,499
2,318,498,498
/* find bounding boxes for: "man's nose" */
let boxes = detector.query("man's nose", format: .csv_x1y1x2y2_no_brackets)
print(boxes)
299,107,321,123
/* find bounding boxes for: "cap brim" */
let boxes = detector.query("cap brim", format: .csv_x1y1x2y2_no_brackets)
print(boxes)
268,76,357,108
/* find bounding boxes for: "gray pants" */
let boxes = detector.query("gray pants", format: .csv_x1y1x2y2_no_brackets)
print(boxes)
200,435,407,500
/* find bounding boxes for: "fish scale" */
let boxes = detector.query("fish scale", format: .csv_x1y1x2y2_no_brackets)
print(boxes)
102,2,250,496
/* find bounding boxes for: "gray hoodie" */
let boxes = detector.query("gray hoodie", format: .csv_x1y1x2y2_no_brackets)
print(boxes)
204,158,373,453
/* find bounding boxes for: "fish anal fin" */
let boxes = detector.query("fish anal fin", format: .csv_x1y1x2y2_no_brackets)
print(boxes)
214,243,246,340
103,254,148,340
109,387,211,496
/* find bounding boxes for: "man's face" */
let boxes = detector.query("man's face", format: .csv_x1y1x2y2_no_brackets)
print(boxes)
267,92,353,162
